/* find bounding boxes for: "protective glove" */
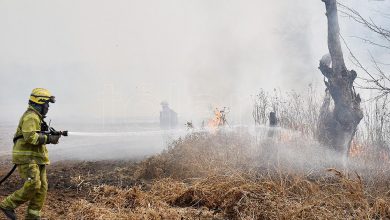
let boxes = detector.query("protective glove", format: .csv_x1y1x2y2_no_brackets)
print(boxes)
46,134,60,144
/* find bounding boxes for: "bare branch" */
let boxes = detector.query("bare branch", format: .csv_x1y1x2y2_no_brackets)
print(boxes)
338,2,390,42
349,36,390,50
340,34,390,94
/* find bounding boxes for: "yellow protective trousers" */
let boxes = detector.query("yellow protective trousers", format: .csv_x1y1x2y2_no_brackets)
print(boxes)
0,164,47,219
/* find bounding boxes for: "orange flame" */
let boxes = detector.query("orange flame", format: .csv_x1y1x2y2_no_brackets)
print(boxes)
207,108,224,131
348,140,390,162
349,140,364,158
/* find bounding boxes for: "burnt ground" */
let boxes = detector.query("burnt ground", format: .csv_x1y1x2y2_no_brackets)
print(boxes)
0,159,140,220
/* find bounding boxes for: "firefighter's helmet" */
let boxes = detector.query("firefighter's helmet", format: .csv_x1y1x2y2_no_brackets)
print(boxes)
29,88,56,105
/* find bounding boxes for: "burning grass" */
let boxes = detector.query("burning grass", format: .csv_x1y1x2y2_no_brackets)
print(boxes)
2,131,390,219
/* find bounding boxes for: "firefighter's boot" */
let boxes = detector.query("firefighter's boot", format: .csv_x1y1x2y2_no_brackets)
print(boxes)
0,206,17,220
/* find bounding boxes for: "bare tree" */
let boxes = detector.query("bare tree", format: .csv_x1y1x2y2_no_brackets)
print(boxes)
317,0,363,159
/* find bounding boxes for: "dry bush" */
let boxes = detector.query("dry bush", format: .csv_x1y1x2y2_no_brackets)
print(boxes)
253,85,321,137
134,132,254,180
352,95,390,162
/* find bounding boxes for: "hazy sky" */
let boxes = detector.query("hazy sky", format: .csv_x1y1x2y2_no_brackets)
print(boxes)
0,0,388,125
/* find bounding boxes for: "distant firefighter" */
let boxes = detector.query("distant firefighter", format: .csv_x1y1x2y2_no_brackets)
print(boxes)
268,111,278,138
160,101,178,129
269,111,277,127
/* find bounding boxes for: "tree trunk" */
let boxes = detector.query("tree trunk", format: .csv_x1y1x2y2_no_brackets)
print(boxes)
317,0,363,159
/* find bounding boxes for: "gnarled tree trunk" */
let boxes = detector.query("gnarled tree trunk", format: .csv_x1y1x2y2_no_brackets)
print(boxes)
317,0,363,159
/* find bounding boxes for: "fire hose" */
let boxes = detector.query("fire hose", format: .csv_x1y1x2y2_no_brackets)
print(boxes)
0,128,68,186
0,165,16,186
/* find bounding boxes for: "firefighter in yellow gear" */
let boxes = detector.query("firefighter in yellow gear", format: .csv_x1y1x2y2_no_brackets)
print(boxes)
0,88,61,220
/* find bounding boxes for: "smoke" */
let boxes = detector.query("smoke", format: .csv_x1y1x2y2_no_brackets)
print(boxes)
242,126,384,176
184,0,327,123
0,1,389,161
0,0,328,124
0,1,388,122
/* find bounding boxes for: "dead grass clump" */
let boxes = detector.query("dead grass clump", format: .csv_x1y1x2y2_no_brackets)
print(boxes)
134,132,253,180
66,182,218,220
90,185,146,210
172,175,251,209
148,178,188,202
372,198,390,218
67,199,129,220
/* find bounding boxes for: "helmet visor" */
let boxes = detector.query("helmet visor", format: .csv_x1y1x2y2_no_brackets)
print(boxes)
49,96,56,103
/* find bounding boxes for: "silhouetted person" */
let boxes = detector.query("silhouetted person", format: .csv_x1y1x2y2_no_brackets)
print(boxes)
159,101,178,129
268,111,278,138
269,112,277,127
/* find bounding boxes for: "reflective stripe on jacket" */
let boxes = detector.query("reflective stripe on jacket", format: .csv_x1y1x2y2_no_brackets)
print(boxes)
12,106,49,165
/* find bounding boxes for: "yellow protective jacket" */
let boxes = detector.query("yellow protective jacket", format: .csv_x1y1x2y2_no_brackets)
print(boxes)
12,106,49,165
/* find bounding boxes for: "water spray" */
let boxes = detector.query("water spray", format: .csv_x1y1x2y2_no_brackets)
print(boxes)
67,129,191,137
66,126,273,138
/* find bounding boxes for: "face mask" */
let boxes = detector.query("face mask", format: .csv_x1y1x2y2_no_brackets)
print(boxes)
42,102,49,116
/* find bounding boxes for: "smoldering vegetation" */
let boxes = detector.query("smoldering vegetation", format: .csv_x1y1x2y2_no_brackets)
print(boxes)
253,86,390,170
28,130,390,219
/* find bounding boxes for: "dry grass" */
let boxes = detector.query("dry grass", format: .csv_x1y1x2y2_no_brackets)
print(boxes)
54,131,390,220
2,130,390,219
134,132,254,180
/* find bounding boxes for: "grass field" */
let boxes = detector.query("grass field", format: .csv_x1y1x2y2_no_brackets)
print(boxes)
1,131,390,219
